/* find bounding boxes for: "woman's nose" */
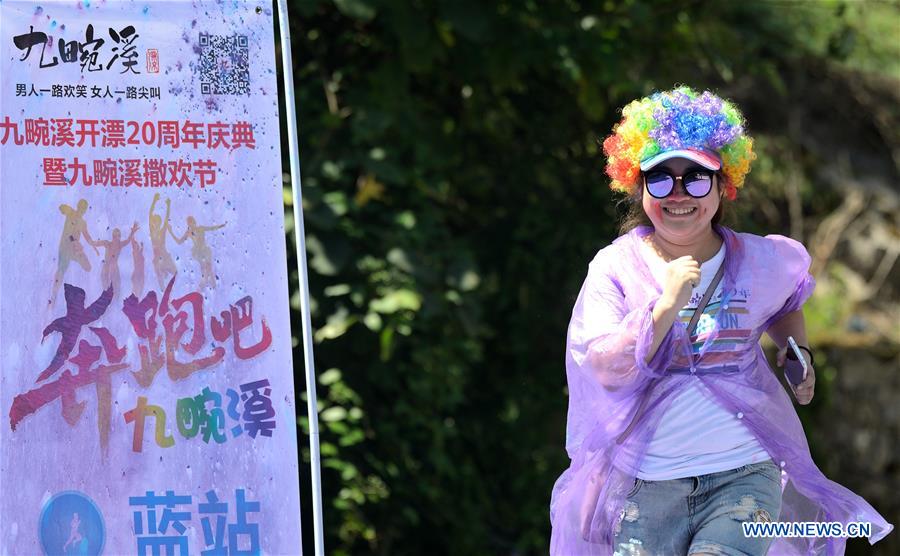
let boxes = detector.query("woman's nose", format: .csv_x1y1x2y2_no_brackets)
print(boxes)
669,178,691,198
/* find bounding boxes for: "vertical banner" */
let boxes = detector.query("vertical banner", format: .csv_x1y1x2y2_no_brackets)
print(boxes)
0,1,303,554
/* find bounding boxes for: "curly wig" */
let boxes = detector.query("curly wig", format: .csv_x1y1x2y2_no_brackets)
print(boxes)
602,86,756,200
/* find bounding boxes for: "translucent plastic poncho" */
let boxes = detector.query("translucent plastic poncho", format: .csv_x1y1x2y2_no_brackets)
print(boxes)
549,224,894,555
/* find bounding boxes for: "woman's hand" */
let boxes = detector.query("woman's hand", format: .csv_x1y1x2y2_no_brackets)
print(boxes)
660,256,701,310
776,345,816,405
647,257,701,365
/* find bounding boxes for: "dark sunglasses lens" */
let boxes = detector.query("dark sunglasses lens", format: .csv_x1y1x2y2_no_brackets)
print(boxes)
684,172,713,197
645,172,674,197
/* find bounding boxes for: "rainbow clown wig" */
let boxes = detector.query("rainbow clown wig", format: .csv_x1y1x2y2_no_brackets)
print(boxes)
602,86,756,201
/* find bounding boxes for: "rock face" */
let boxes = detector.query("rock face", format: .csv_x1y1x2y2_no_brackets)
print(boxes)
757,158,899,553
808,187,899,344
799,346,900,555
796,187,899,554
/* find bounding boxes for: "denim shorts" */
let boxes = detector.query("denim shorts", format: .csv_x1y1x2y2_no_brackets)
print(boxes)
612,459,783,556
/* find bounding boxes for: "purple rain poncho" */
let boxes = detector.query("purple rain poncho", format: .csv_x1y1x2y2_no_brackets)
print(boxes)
549,224,894,555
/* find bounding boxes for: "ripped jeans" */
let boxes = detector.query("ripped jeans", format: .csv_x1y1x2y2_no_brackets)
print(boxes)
613,459,783,556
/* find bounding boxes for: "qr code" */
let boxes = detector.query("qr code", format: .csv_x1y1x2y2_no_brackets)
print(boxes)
198,33,249,95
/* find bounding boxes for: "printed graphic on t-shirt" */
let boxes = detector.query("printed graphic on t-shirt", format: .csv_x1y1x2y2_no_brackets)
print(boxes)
671,286,752,367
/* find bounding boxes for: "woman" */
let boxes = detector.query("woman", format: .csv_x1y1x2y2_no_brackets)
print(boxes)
149,193,177,290
62,511,88,554
131,235,145,298
93,222,139,298
170,215,226,289
549,87,893,555
50,199,100,304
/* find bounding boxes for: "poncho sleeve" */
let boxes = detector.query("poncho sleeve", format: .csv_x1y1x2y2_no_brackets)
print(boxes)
562,247,683,496
567,251,680,392
760,234,817,328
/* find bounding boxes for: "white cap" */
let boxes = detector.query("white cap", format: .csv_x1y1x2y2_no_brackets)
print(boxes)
639,147,722,172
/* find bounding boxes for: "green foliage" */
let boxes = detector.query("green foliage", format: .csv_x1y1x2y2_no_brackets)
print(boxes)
283,0,897,554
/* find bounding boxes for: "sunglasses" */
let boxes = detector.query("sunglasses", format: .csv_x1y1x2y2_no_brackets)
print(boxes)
642,168,717,199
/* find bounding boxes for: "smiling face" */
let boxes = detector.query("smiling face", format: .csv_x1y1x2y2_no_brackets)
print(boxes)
641,156,723,243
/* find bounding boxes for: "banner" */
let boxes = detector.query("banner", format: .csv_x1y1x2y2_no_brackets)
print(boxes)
0,1,303,554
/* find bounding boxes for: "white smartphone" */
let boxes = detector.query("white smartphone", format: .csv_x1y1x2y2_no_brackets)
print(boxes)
785,336,808,384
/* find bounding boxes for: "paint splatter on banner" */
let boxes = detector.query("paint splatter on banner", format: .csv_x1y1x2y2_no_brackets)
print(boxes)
0,1,303,554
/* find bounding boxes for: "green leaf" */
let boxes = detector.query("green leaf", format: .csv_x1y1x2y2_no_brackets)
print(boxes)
333,0,376,21
314,307,358,342
369,289,422,314
321,406,348,422
363,311,383,331
338,429,365,447
320,368,342,386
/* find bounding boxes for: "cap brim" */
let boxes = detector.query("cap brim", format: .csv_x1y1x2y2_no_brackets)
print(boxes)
640,148,722,172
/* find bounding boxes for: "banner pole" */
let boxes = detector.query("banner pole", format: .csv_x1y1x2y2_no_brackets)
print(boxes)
275,1,325,555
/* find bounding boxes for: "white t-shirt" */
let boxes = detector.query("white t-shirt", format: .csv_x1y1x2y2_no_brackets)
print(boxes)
636,240,770,480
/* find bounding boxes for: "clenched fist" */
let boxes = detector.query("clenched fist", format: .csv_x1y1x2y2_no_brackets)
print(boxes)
660,256,701,309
